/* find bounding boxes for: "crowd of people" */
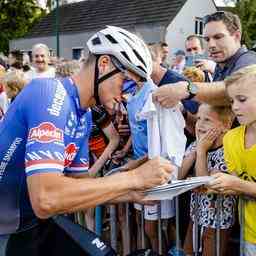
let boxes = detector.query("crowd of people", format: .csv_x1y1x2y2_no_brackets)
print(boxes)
0,10,256,256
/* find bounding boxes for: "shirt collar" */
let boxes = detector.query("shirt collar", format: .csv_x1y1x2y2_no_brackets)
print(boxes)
216,47,246,72
60,77,88,116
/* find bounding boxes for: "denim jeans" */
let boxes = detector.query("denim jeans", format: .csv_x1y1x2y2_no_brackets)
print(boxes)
0,235,9,256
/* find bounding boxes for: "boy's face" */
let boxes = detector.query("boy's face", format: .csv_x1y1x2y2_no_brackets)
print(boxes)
195,104,225,139
227,80,256,126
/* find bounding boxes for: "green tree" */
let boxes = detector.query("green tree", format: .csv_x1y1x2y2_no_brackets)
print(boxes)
222,0,256,47
0,0,46,54
233,0,256,47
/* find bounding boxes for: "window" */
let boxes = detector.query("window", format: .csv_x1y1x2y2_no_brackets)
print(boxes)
195,17,204,36
72,48,83,60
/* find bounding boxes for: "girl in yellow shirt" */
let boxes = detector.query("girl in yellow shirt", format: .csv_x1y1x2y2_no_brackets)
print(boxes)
208,65,256,256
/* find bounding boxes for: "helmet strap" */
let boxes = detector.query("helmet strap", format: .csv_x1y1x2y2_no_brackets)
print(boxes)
94,55,121,105
94,55,101,105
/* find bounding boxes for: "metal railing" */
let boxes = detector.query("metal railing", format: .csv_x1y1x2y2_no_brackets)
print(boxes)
74,191,252,256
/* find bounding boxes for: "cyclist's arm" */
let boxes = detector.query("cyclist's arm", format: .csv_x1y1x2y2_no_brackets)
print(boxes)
27,172,136,219
27,157,173,219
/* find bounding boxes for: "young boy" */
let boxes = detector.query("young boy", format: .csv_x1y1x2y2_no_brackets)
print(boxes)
126,80,176,253
181,103,236,256
208,65,256,256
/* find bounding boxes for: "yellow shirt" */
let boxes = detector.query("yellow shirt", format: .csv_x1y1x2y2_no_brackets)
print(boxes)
223,125,256,243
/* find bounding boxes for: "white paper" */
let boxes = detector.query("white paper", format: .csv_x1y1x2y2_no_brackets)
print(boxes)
143,176,214,201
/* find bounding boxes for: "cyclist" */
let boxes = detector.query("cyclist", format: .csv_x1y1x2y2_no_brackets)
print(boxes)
0,26,174,255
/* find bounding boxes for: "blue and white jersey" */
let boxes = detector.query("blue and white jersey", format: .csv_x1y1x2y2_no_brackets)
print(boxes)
126,81,156,159
0,78,92,235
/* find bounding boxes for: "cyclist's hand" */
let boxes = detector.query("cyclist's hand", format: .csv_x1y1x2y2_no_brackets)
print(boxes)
128,191,156,205
131,157,174,190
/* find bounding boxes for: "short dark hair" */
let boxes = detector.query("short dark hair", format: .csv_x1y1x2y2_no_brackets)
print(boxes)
10,50,23,62
185,35,204,49
203,11,242,34
159,41,168,48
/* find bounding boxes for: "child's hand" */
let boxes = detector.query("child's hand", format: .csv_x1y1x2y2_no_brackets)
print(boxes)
196,128,221,152
207,172,240,194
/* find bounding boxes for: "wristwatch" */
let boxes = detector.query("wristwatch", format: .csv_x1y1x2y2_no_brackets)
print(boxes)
186,80,198,100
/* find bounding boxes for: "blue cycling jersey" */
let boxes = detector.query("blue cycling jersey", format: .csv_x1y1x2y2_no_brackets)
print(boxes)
0,78,92,235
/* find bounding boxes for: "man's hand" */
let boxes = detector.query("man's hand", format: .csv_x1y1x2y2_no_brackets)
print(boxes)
152,81,188,108
131,156,174,190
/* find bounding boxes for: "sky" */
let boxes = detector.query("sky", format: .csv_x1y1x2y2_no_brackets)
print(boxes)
215,0,226,6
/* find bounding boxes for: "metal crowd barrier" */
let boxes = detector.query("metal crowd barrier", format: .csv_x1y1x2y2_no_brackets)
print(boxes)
74,193,249,256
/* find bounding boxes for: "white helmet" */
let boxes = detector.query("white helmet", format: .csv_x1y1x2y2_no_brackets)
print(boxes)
87,26,152,81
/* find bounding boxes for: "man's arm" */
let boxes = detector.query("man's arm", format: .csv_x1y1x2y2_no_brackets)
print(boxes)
153,81,230,107
27,157,173,219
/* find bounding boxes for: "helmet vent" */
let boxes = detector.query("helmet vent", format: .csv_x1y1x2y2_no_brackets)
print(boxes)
119,31,136,43
137,65,146,74
92,37,101,45
121,51,131,62
124,39,134,50
133,49,146,67
105,34,118,44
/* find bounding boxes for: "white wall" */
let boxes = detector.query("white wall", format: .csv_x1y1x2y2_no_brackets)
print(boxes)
165,0,217,59
10,25,165,59
9,31,94,59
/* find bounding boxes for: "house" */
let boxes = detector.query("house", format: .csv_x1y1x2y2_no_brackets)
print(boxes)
10,0,217,60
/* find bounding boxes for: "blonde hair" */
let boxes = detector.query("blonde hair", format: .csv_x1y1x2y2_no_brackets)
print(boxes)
200,103,234,126
225,64,256,88
55,60,80,78
183,67,205,82
0,66,6,79
2,70,27,96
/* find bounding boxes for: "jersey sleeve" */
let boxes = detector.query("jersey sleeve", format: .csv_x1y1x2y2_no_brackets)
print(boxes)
64,138,90,174
23,79,69,176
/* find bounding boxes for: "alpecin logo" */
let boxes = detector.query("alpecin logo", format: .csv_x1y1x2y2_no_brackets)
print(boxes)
64,143,78,167
28,122,64,143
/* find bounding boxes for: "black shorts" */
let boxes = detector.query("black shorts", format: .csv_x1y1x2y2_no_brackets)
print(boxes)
1,219,87,256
